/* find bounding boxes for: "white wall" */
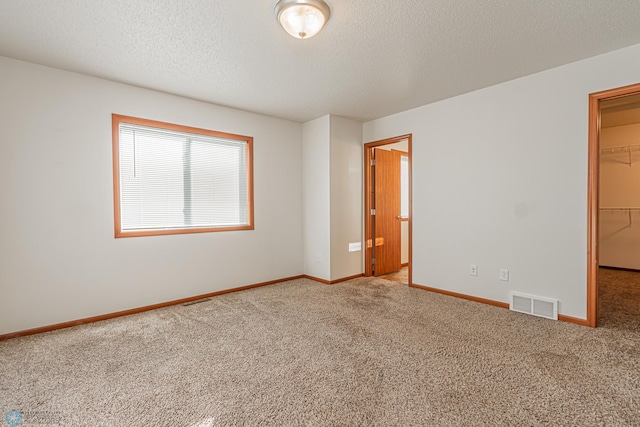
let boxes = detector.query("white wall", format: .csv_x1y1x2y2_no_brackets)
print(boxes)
329,116,363,280
401,222,409,265
364,43,640,320
302,115,363,281
599,123,640,269
0,56,303,335
302,116,331,280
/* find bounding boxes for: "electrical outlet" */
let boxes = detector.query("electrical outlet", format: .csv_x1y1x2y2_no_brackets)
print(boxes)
500,269,509,281
316,253,322,263
469,264,478,276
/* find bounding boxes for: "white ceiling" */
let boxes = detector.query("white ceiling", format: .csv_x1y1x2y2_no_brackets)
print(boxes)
2,1,640,123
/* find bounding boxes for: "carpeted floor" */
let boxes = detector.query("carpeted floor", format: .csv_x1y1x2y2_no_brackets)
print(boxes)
1,272,639,426
598,267,640,332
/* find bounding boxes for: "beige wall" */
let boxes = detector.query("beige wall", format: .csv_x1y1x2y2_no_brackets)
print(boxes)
364,42,640,320
329,116,363,280
302,115,363,281
599,123,640,269
302,116,332,280
0,56,304,335
401,221,409,265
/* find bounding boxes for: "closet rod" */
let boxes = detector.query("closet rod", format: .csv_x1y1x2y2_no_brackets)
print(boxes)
599,144,640,166
599,207,639,227
599,207,640,211
599,144,640,153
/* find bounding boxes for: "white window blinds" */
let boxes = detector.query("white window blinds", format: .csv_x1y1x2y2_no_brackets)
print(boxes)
116,121,249,234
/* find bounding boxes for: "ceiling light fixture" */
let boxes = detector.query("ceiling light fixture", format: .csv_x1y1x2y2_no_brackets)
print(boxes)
275,0,331,40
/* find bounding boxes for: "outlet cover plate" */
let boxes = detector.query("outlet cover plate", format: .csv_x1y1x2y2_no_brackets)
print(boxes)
469,264,478,276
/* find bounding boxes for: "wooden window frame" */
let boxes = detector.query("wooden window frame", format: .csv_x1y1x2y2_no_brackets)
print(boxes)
112,114,254,238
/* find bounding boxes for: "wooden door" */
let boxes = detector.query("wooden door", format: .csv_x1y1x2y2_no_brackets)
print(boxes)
373,148,402,275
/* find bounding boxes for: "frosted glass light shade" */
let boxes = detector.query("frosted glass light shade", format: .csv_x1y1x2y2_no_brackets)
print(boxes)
275,0,330,39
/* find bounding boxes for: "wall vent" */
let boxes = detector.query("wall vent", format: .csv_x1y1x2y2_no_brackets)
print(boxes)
509,292,558,320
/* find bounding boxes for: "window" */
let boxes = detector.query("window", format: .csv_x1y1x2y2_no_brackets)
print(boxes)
112,115,254,237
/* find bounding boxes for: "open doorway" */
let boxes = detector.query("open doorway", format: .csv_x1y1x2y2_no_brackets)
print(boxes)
364,135,412,285
588,83,640,327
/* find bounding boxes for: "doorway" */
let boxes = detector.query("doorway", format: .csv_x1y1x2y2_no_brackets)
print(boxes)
587,82,640,327
364,134,412,285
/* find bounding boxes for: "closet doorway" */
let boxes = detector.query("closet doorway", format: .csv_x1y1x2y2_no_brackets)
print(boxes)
588,83,640,328
364,135,412,285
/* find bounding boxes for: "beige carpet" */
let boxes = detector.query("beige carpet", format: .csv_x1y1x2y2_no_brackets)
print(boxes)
1,273,639,426
598,267,640,332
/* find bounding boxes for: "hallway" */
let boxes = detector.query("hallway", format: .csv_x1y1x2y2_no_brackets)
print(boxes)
380,266,408,285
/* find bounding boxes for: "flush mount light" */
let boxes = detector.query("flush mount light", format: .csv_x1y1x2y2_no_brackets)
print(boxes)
275,0,331,40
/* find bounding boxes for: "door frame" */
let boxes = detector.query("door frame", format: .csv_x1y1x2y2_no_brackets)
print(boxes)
364,134,412,285
587,82,640,327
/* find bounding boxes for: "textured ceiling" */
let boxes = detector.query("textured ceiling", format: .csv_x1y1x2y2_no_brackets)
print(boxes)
2,1,640,123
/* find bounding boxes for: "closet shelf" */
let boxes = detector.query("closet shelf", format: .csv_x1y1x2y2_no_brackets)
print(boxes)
599,207,640,227
599,144,640,166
